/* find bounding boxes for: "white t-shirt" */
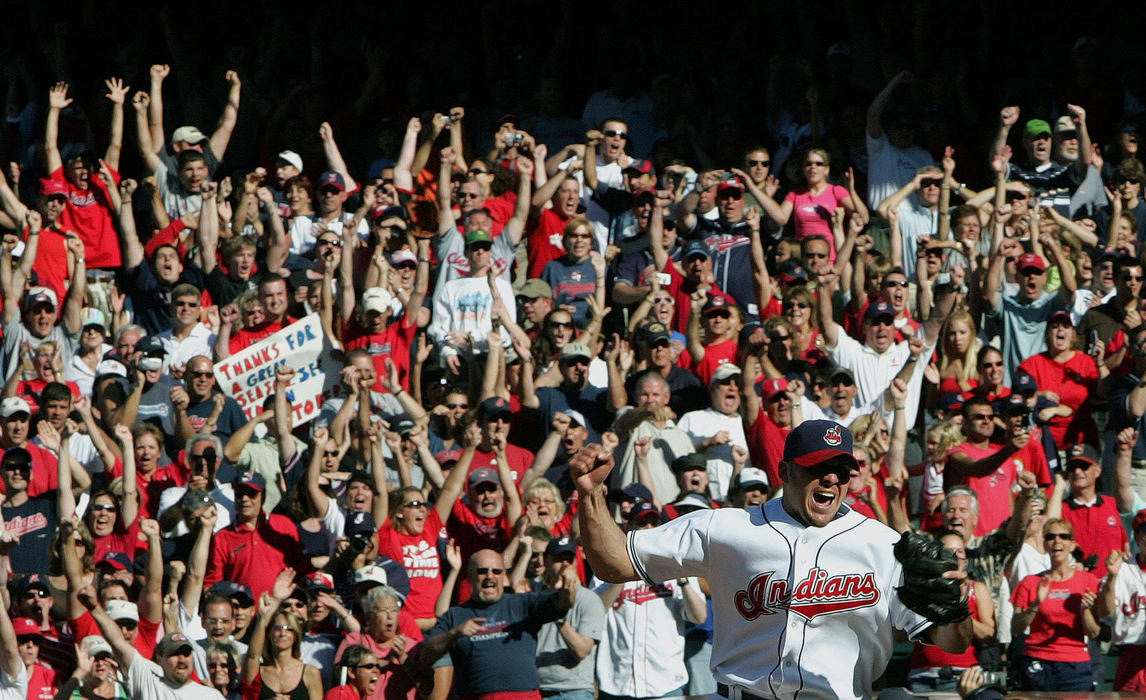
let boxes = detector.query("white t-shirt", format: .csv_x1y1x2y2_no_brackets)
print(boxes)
289,214,369,256
676,407,748,502
156,324,217,374
0,665,28,700
128,652,224,700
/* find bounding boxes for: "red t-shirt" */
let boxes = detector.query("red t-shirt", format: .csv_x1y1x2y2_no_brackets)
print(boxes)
525,208,572,280
663,264,734,334
1012,569,1099,662
27,662,57,700
377,509,446,621
14,380,80,414
48,165,122,269
0,443,58,498
911,584,983,670
92,520,145,563
745,408,789,488
692,339,738,386
71,609,160,659
468,446,535,487
447,501,512,603
205,514,310,599
229,317,295,355
949,441,1018,537
1062,496,1129,567
325,686,362,700
344,316,419,394
1017,351,1100,447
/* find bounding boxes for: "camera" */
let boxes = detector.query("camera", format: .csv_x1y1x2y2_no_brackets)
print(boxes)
347,531,372,554
441,116,452,127
138,355,163,372
1087,329,1100,357
505,132,523,146
938,666,1008,691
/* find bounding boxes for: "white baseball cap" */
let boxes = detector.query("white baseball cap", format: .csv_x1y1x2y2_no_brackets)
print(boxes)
0,397,31,418
104,600,139,623
82,635,114,658
362,287,392,315
735,467,769,490
277,150,303,172
353,565,388,587
172,126,207,145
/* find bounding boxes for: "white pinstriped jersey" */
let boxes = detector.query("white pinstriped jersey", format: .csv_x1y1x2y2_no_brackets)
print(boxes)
1104,559,1146,646
628,499,931,699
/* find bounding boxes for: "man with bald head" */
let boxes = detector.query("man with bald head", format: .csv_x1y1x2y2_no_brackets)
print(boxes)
419,549,577,700
180,356,247,444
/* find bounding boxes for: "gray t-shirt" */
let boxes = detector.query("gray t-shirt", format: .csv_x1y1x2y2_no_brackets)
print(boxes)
536,584,605,691
433,226,515,289
989,289,1066,384
1,318,77,381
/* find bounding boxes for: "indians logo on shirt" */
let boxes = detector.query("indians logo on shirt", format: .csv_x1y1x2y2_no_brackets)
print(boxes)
734,567,880,621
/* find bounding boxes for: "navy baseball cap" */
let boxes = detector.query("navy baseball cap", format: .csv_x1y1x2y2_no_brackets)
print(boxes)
477,397,512,421
625,501,662,523
1013,371,1038,395
864,300,895,322
783,420,857,469
97,551,133,571
209,581,254,607
545,536,578,557
345,511,377,538
233,470,266,492
939,393,964,413
1000,394,1030,416
702,296,730,316
683,241,711,261
318,171,346,192
608,482,654,504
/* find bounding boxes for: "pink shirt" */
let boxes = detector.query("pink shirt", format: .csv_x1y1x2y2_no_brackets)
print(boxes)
785,184,850,251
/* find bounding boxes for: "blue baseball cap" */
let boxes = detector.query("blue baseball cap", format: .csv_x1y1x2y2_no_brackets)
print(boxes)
683,240,711,261
1013,371,1038,395
864,300,895,322
782,419,857,469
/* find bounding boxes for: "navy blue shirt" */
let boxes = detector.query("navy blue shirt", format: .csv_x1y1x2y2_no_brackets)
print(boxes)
536,384,610,442
428,591,563,695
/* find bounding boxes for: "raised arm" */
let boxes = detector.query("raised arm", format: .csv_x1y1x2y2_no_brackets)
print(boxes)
318,122,356,192
196,181,220,274
990,106,1020,167
132,91,162,174
867,70,913,140
147,65,169,152
62,235,86,333
44,82,73,173
504,157,533,246
180,508,217,621
1114,427,1139,514
437,148,459,234
209,71,242,160
305,427,334,519
103,78,130,170
816,270,842,348
114,425,140,527
1066,104,1092,176
571,445,638,583
137,519,164,623
433,445,475,522
393,117,421,193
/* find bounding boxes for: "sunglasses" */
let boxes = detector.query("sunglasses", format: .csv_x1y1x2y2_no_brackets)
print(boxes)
969,413,995,421
24,590,50,599
173,300,200,308
882,280,910,288
706,311,731,319
1005,192,1029,202
90,503,117,512
868,317,895,327
446,402,468,410
920,179,943,188
747,159,770,167
718,191,743,201
189,370,214,379
561,358,590,367
604,129,627,139
207,662,231,670
271,625,295,633
548,320,575,330
474,567,505,575
1123,275,1145,282
805,160,826,167
318,239,343,247
831,378,855,387
118,621,138,631
355,663,382,671
980,361,1004,368
1043,532,1073,541
473,483,499,494
402,500,427,509
782,301,809,311
769,333,791,342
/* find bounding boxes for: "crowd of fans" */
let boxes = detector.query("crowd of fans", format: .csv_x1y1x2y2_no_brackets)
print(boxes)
5,7,1146,699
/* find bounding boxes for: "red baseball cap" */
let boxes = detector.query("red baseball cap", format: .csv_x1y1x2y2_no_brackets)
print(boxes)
1016,253,1046,272
758,377,788,402
12,617,41,639
1134,508,1146,534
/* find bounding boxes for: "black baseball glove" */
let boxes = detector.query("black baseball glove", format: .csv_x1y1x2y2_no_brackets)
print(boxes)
893,531,969,625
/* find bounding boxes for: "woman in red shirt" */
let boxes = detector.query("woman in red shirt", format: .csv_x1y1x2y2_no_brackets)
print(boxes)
1011,519,1101,691
377,486,448,631
782,288,826,365
1016,311,1103,448
84,490,142,563
938,310,982,396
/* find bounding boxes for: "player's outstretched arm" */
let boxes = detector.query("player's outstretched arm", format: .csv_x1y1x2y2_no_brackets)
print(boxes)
571,444,638,583
929,617,973,655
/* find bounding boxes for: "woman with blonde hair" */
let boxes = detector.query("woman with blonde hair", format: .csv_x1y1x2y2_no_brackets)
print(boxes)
243,578,323,700
938,309,983,395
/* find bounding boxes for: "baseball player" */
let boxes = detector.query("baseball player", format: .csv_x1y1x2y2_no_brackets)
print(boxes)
571,419,972,699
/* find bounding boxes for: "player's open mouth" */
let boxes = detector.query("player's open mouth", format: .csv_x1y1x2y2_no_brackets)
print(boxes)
812,491,835,506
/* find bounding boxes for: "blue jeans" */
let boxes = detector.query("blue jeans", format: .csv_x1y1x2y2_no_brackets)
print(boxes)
540,692,594,700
